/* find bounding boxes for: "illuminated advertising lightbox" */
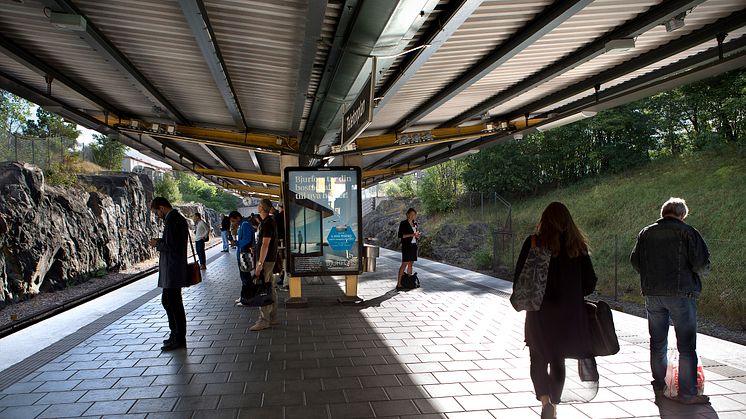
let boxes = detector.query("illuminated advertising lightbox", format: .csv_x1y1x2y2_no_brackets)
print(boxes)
283,167,362,276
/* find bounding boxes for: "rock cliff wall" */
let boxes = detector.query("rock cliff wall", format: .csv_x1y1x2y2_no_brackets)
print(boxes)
0,162,158,307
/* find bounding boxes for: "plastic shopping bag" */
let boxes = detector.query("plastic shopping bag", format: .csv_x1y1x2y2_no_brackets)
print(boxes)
663,349,705,398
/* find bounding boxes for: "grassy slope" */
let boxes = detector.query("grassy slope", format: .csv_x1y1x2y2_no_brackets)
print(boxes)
439,147,746,327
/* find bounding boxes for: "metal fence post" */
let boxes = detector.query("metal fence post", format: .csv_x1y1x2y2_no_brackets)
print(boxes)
614,234,619,301
480,192,484,219
492,230,498,272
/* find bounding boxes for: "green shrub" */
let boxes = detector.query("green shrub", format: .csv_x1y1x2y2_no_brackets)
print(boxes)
472,248,493,270
46,159,79,187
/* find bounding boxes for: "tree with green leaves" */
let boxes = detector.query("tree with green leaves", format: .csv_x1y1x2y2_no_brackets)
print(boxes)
419,160,465,213
1,90,33,162
154,173,182,204
171,171,240,213
89,133,127,170
23,107,80,141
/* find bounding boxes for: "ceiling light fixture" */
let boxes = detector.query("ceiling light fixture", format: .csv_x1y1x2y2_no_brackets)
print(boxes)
604,38,635,53
664,12,687,32
536,111,597,132
49,12,87,31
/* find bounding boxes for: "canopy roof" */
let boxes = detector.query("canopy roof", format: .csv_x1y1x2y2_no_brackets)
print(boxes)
2,0,745,195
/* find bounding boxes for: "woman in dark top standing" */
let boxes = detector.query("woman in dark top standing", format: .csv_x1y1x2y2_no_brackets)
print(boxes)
514,202,598,419
396,208,420,289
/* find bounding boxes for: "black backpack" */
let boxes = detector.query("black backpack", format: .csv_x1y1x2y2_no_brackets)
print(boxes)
401,272,420,289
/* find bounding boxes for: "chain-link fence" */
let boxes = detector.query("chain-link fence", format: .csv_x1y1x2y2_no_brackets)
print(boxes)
0,134,76,169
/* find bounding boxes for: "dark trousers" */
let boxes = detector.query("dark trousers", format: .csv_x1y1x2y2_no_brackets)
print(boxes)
530,348,566,404
162,288,186,342
196,239,206,266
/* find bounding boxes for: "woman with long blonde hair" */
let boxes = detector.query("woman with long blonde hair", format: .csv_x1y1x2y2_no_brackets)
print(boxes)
514,202,598,418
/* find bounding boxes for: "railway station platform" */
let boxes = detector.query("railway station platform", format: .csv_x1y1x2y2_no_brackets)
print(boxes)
0,245,745,418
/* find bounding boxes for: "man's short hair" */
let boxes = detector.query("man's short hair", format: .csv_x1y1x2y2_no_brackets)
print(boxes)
228,210,242,220
259,198,273,212
660,197,688,219
150,196,172,209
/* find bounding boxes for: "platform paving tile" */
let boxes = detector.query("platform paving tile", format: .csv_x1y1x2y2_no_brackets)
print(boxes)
1,248,746,418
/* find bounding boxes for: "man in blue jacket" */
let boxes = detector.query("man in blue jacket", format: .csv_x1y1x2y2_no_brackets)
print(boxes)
149,197,189,351
631,197,711,405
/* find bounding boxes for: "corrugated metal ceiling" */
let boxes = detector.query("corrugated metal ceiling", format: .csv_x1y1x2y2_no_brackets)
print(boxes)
1,0,745,194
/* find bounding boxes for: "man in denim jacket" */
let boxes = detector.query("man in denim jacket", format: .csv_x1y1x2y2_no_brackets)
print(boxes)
631,197,711,405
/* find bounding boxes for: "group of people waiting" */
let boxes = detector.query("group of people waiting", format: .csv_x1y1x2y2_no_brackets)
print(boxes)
147,197,287,350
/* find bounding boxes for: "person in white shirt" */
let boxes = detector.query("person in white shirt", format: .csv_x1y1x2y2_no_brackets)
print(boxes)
192,213,209,270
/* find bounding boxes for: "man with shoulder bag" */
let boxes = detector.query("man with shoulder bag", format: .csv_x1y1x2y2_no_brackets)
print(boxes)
631,197,711,405
250,198,279,331
149,197,189,351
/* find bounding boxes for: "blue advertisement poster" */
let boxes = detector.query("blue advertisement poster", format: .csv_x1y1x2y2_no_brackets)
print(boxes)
284,167,362,276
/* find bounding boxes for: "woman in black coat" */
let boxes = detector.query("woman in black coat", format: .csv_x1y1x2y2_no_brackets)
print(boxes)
396,207,420,289
514,202,597,418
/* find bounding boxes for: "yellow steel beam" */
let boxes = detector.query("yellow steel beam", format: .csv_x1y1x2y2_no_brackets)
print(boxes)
196,166,417,187
224,184,281,197
94,116,298,154
510,117,546,130
363,165,418,179
194,168,281,185
354,125,486,155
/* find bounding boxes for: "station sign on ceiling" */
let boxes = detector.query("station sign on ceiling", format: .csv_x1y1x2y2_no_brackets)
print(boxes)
342,75,373,145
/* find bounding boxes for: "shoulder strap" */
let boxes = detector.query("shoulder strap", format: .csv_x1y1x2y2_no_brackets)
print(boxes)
188,234,197,263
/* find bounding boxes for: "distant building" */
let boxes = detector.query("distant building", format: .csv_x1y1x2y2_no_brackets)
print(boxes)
122,155,170,182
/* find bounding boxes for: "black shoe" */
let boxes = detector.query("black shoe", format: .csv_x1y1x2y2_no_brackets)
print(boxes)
221,250,229,252
161,340,187,351
163,337,174,344
540,403,556,419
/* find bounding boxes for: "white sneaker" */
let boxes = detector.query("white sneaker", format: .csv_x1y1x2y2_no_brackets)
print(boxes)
250,319,271,331
234,297,241,303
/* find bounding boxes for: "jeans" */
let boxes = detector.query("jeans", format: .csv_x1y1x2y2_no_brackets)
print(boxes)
162,288,186,342
646,295,698,398
221,230,230,251
530,348,565,404
196,239,206,267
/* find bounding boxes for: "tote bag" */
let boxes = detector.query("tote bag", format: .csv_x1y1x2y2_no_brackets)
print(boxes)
510,235,551,311
584,300,620,356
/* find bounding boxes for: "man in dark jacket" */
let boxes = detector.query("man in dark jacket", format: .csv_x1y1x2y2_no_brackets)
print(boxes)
149,197,189,351
631,197,711,405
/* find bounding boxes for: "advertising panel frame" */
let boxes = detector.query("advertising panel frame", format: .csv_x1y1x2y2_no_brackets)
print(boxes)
283,166,363,277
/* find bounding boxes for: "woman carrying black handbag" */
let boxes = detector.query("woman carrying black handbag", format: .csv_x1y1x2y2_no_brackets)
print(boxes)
514,202,598,418
396,208,420,290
